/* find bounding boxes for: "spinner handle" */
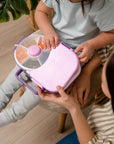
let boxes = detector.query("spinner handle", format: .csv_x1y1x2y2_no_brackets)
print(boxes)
16,68,38,95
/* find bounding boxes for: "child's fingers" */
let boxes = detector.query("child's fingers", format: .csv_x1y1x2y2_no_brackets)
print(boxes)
78,51,86,58
46,39,51,50
51,37,59,49
38,37,45,49
43,39,47,49
55,36,60,47
43,39,50,50
74,46,83,53
50,37,55,48
38,36,43,44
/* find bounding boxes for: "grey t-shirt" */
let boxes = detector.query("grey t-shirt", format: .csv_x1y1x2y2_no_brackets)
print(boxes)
43,0,114,48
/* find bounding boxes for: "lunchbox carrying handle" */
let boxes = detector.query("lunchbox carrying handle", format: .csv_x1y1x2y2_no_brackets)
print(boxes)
16,68,39,95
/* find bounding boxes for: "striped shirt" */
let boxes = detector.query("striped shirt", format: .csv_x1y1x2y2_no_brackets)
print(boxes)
87,101,114,144
96,42,114,66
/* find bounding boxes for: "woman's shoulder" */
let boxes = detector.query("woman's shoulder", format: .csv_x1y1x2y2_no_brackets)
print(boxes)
89,100,113,115
87,101,114,144
87,100,114,124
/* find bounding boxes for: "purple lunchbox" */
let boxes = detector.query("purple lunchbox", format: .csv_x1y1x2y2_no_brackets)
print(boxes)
14,33,81,94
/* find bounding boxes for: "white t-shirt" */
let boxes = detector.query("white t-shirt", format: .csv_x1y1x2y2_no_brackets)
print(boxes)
43,0,114,48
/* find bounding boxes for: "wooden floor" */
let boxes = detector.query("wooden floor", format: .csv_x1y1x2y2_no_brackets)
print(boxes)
0,16,74,144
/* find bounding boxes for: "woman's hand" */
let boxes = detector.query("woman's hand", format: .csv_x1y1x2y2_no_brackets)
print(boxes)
67,69,91,106
37,86,80,112
43,31,60,50
70,51,101,106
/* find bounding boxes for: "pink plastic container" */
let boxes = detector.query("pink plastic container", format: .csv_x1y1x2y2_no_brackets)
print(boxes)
14,34,81,94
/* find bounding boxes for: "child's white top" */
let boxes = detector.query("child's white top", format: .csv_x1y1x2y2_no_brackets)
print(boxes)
43,0,114,48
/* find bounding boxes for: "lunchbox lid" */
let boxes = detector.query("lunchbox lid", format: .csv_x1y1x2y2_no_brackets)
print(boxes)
29,42,81,92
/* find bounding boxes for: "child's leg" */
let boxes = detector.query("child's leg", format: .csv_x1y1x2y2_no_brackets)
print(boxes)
0,84,41,126
0,65,30,111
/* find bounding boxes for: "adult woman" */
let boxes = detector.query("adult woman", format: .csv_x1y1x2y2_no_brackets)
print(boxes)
37,52,114,144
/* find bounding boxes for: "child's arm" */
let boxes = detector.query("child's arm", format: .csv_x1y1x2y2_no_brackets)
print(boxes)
35,0,59,49
75,30,114,63
88,30,114,49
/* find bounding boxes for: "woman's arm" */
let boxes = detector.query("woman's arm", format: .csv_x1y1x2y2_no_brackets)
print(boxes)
37,52,102,144
37,86,94,144
70,51,101,105
70,102,94,144
65,53,102,143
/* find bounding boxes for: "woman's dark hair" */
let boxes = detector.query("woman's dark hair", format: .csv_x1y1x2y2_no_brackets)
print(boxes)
94,53,114,112
106,53,114,111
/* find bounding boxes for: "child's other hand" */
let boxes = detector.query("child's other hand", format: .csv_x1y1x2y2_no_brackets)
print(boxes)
74,41,93,63
43,32,60,50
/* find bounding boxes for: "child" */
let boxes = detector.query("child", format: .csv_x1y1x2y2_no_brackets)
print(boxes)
35,0,114,104
35,0,114,63
37,52,114,144
0,0,113,127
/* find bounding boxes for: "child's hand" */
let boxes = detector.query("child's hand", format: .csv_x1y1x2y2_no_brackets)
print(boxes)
75,41,93,63
43,32,60,50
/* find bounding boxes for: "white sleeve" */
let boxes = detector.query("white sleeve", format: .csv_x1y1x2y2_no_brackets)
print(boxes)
42,0,53,8
94,0,114,31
